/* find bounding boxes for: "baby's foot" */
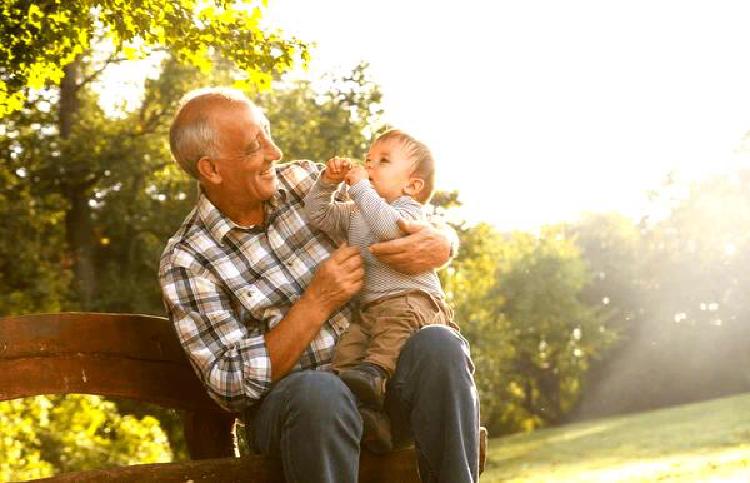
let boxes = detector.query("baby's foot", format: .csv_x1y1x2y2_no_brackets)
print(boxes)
338,362,388,409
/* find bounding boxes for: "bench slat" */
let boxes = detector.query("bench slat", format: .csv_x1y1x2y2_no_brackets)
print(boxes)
0,355,221,413
0,313,186,361
37,448,420,483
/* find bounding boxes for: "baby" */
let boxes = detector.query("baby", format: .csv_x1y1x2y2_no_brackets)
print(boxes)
304,129,457,453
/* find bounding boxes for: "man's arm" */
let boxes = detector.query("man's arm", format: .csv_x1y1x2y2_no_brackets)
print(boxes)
161,245,363,410
162,262,271,410
264,245,363,381
369,218,458,275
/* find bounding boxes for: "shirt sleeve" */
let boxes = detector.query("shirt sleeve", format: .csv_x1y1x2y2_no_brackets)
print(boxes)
280,160,325,199
348,179,424,241
303,173,354,242
160,251,272,412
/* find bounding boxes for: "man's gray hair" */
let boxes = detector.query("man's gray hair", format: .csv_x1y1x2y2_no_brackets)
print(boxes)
169,87,254,179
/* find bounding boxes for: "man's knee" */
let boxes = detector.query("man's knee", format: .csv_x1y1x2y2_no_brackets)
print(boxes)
403,325,472,370
283,371,360,423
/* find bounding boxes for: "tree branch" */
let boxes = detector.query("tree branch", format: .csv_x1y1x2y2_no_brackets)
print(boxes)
75,52,119,91
75,47,171,91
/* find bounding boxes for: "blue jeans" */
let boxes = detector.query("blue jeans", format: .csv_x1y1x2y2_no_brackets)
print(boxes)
245,325,479,483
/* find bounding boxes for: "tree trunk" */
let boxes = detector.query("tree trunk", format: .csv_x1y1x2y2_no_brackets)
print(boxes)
64,189,97,309
60,59,97,309
59,62,78,138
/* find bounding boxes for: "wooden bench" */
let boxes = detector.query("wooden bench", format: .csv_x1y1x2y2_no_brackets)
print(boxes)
0,312,485,482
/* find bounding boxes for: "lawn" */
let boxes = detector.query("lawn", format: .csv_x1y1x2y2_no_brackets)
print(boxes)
482,392,750,482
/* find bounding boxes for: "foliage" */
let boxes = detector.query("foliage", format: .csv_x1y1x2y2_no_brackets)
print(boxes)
0,86,76,315
495,228,615,428
0,0,308,117
0,395,171,482
258,62,383,162
443,223,614,435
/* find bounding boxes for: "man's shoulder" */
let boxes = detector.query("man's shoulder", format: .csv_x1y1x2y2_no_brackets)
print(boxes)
159,208,206,274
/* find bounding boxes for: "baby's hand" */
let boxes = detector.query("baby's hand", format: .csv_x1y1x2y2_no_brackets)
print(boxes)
324,157,352,183
345,166,368,186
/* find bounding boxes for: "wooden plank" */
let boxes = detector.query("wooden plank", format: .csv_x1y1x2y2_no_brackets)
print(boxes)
0,355,225,413
0,313,186,361
37,455,284,483
37,448,419,482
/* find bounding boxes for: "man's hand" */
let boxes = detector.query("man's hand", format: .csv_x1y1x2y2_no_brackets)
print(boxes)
369,219,452,275
303,244,364,315
324,157,352,184
345,165,368,186
266,245,362,382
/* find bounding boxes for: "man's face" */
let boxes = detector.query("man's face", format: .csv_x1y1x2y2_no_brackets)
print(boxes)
211,103,283,204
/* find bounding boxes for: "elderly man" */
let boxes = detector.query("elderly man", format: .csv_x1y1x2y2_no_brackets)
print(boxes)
159,87,479,483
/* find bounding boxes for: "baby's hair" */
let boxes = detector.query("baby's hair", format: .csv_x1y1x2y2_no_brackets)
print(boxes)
373,129,435,203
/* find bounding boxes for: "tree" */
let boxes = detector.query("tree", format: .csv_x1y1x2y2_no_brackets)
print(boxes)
1,0,307,116
258,62,383,162
1,0,308,308
495,227,615,427
564,213,646,419
440,223,513,433
442,223,614,434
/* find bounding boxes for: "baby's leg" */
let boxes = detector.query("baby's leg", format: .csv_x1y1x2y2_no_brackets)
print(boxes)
365,293,439,376
331,322,369,373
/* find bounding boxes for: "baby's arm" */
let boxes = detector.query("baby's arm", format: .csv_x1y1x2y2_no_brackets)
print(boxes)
347,179,424,242
303,159,355,240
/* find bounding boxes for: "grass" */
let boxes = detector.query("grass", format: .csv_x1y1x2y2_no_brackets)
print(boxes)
482,393,750,482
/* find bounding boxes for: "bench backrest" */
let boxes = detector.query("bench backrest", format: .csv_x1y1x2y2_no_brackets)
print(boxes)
0,312,236,459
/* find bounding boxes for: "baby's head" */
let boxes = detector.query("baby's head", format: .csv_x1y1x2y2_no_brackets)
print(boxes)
365,129,435,204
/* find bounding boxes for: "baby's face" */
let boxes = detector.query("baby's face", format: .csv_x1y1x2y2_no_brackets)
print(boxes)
364,139,416,202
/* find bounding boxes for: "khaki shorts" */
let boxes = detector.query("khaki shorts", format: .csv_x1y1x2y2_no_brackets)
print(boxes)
332,291,457,376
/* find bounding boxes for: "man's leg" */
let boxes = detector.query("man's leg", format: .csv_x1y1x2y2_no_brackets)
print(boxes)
385,325,480,483
246,370,362,483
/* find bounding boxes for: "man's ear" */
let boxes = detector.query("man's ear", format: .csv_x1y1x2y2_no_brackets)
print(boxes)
403,177,425,198
196,156,221,184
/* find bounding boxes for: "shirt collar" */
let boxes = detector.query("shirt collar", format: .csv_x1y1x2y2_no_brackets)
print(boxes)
197,185,289,245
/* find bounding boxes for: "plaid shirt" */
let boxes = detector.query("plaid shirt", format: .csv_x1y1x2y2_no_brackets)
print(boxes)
159,160,351,412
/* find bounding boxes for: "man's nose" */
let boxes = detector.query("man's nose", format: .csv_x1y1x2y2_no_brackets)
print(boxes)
265,140,283,162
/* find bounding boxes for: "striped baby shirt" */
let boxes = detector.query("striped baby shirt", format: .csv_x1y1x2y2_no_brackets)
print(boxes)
304,176,445,304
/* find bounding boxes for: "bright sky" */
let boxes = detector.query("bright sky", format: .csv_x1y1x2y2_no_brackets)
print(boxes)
263,0,750,230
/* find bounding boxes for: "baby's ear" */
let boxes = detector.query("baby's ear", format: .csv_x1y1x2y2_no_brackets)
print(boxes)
403,177,425,198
